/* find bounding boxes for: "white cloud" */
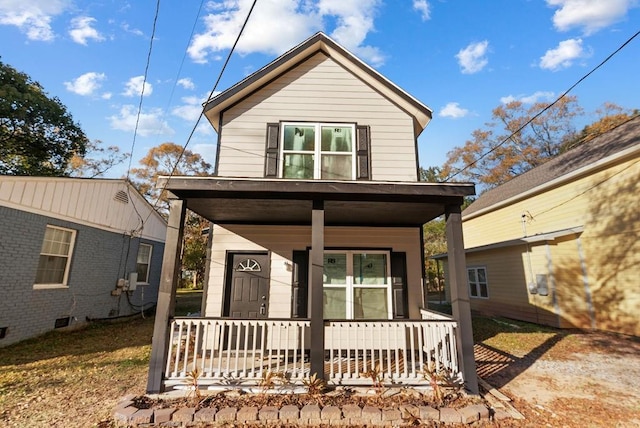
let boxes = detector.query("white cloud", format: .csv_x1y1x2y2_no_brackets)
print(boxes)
539,38,585,70
439,102,469,119
109,105,174,137
121,22,144,37
69,16,104,45
456,40,489,74
64,72,106,96
122,75,153,97
188,0,385,66
101,92,112,100
171,95,214,135
547,0,633,35
0,0,69,41
500,91,555,104
191,143,218,165
413,0,431,21
177,78,195,90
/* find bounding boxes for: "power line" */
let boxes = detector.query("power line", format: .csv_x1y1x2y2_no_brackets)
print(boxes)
145,0,259,219
125,0,161,182
444,29,640,183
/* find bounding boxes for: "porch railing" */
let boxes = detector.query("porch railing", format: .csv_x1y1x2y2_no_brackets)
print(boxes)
163,317,459,389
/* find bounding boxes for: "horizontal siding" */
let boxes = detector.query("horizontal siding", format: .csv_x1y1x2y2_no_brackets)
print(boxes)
206,225,423,319
462,156,640,335
217,53,418,181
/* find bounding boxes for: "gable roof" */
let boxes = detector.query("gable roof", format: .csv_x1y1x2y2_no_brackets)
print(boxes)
463,115,640,219
203,32,432,136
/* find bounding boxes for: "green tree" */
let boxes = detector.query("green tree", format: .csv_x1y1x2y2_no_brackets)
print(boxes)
419,166,443,182
131,142,213,288
0,60,88,176
442,96,583,188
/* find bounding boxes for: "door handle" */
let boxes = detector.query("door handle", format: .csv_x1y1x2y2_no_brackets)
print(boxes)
260,303,266,315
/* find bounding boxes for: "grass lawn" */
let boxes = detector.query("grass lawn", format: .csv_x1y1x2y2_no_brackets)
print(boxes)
0,289,202,428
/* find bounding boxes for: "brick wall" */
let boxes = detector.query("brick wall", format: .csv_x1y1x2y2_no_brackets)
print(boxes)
0,206,164,347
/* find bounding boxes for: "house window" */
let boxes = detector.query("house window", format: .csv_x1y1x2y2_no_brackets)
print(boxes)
34,225,76,288
136,244,152,283
280,123,355,180
323,251,392,319
467,266,489,298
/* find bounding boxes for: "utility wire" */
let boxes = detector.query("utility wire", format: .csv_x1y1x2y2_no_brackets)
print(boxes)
444,29,640,182
125,0,161,182
146,0,259,218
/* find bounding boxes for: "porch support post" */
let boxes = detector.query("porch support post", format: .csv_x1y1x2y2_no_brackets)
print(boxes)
445,204,479,394
309,199,325,379
147,199,186,393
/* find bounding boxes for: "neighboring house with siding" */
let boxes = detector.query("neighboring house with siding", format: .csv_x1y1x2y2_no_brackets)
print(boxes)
0,176,167,346
436,115,640,337
147,32,479,394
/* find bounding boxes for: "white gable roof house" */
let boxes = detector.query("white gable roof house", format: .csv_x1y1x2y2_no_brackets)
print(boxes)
146,32,478,395
0,176,167,346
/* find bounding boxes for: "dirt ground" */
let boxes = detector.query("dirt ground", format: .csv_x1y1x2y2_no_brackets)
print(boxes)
475,323,640,428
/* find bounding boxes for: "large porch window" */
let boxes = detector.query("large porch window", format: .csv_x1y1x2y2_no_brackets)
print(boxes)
281,122,355,180
322,251,392,319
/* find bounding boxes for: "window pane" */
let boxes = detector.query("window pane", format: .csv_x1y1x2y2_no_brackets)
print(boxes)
478,268,486,282
136,263,149,282
323,287,346,319
321,126,352,152
36,255,67,284
324,253,346,284
469,284,478,297
137,244,151,263
467,269,477,283
353,253,387,285
283,125,315,151
283,154,314,179
320,155,352,180
354,288,387,319
479,283,488,297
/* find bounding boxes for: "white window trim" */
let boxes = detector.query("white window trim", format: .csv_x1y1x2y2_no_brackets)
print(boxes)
136,243,153,284
33,225,76,290
279,122,357,180
323,250,393,319
467,266,489,299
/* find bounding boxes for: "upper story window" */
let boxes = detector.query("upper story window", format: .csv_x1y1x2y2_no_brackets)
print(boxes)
265,122,370,181
467,266,489,299
280,123,355,180
34,225,76,289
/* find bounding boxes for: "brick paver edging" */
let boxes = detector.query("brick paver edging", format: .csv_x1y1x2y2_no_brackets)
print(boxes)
113,394,496,427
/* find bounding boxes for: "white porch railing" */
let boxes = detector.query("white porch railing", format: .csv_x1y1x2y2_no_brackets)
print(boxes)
163,317,459,389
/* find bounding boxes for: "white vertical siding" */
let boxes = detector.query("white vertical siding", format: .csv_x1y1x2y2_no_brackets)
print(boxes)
205,225,423,319
217,53,418,182
0,177,166,242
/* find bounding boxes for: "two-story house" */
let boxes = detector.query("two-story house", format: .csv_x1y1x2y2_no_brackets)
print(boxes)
146,32,477,394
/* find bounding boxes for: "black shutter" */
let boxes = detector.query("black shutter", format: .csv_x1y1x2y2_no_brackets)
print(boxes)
265,123,280,177
391,252,408,319
355,125,371,180
291,250,309,318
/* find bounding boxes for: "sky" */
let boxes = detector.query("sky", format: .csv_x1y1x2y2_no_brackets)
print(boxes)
1,0,639,180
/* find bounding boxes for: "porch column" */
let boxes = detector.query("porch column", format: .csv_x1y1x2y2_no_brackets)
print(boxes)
309,199,325,379
445,204,479,394
147,199,187,393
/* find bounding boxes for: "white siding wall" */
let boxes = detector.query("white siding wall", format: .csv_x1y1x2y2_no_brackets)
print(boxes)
0,177,166,242
205,225,423,318
217,53,418,182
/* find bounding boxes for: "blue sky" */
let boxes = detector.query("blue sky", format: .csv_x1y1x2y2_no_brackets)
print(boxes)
1,0,639,179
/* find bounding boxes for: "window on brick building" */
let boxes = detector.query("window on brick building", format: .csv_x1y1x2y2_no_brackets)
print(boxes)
34,225,76,288
136,244,153,283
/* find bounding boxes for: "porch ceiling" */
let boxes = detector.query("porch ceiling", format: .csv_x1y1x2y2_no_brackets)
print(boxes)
159,176,475,227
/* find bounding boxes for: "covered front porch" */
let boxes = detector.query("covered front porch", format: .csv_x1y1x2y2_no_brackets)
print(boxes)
147,177,477,393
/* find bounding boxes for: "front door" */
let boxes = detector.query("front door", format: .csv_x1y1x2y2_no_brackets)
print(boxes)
227,253,270,319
